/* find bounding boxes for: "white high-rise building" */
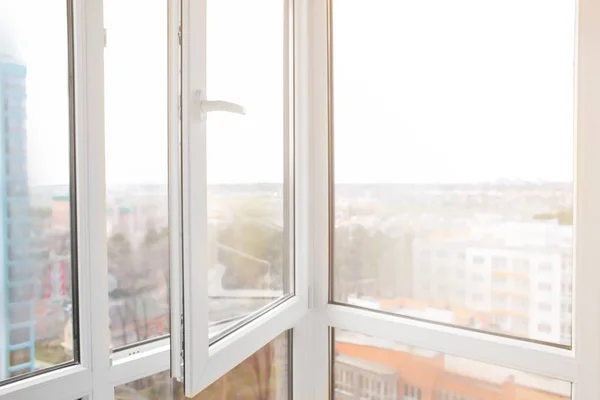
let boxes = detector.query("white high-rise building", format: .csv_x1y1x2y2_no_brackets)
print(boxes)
412,221,573,344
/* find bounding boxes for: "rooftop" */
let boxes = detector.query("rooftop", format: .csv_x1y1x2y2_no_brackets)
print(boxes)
337,331,571,396
337,354,398,376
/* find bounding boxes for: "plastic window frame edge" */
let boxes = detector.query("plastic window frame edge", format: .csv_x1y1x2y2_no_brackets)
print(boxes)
180,0,209,395
301,0,333,398
79,0,111,396
0,366,92,400
109,338,171,388
308,0,600,399
178,0,309,397
291,0,323,398
0,0,109,399
167,0,184,384
572,0,600,397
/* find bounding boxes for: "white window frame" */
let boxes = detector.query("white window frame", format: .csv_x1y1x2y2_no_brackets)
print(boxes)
174,0,310,397
307,0,600,399
0,0,110,398
0,0,598,399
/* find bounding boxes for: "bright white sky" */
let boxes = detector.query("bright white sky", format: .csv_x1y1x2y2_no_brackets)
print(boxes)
0,0,575,185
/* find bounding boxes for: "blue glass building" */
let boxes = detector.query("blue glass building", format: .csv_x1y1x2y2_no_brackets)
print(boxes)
0,55,35,380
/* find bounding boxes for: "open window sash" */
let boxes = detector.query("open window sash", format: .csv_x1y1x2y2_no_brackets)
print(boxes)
169,0,308,397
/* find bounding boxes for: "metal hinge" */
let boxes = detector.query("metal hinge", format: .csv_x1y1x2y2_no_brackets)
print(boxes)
179,312,185,380
178,25,182,46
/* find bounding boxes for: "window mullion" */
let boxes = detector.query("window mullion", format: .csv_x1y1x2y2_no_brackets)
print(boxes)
293,0,321,397
326,303,577,382
304,0,332,398
73,0,111,398
180,0,210,395
572,0,600,398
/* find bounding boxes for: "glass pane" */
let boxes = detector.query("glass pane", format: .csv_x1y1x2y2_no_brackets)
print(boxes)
206,0,292,341
331,0,575,346
103,1,170,349
114,333,290,399
333,329,571,400
0,0,75,382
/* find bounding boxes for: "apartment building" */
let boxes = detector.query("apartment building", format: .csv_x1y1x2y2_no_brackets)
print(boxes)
0,50,35,379
334,332,569,400
412,221,572,344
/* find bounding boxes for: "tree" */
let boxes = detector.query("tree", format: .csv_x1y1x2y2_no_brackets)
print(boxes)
248,341,275,400
172,339,281,400
108,232,165,346
107,233,132,273
217,198,284,289
334,224,395,297
31,207,52,219
533,209,573,225
142,225,170,292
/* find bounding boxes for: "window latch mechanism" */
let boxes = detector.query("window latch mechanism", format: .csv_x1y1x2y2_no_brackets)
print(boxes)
193,90,246,121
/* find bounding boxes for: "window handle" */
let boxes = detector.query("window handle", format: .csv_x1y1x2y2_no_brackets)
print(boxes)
200,100,246,115
194,90,246,120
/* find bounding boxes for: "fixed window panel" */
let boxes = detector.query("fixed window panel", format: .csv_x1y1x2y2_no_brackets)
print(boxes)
103,0,170,350
332,329,571,400
115,333,290,400
330,0,575,346
205,0,293,342
0,0,76,384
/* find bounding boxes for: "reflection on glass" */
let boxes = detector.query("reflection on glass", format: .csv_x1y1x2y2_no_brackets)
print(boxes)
331,0,575,345
114,333,290,400
104,0,169,349
0,0,75,382
333,329,571,400
206,0,291,340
